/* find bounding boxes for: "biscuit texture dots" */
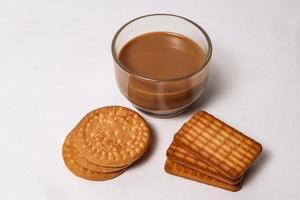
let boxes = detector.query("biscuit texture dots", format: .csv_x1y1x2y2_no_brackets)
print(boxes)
69,132,128,173
62,133,125,181
62,106,151,181
73,106,150,167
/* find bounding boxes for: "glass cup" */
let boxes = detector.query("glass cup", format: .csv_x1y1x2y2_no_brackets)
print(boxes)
112,14,212,117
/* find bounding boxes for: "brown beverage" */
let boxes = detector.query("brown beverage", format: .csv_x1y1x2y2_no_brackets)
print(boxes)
118,32,206,80
116,32,208,115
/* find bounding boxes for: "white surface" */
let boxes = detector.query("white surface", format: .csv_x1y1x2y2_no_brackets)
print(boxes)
0,0,299,199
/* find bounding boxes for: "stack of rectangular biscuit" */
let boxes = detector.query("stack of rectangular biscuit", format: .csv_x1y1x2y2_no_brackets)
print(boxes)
164,111,262,191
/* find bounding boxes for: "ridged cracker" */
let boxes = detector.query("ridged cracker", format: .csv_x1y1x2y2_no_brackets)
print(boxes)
167,142,242,185
164,159,241,192
73,106,151,167
174,111,262,179
62,133,125,181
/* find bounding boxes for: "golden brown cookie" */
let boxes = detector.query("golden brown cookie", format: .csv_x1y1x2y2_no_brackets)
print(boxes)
69,132,129,173
72,106,151,167
166,141,242,185
174,111,262,180
164,159,242,192
62,133,125,181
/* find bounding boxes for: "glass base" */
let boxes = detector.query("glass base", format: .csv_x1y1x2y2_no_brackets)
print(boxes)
132,101,195,118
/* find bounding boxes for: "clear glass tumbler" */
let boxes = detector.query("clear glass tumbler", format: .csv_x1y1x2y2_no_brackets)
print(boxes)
112,14,212,117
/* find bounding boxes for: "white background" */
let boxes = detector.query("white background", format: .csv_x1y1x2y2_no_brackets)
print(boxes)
0,0,299,199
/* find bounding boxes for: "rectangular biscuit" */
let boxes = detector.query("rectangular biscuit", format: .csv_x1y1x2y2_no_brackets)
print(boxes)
166,141,242,185
174,111,262,179
164,159,241,192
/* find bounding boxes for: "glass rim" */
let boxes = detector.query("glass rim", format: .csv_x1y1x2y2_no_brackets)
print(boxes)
111,13,213,82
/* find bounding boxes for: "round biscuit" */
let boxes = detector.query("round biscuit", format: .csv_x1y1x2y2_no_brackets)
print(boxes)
62,133,125,181
73,106,151,167
69,132,129,173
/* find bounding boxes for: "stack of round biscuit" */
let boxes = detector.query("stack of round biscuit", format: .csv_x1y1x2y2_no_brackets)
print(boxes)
62,106,151,181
